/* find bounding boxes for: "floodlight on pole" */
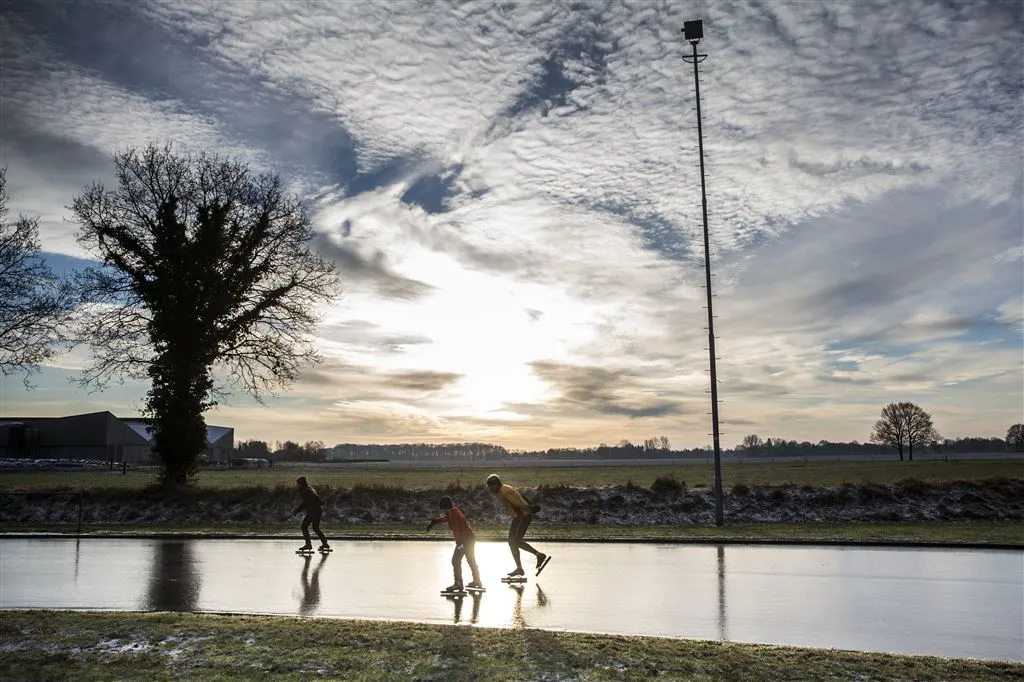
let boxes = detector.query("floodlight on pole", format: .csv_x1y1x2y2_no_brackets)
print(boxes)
681,19,725,527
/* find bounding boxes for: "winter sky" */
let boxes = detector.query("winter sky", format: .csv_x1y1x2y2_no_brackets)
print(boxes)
0,0,1021,450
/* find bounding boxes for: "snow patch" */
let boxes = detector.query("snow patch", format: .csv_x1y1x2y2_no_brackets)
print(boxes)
97,638,152,653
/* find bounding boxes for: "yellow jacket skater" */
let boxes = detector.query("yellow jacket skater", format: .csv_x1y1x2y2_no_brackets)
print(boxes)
486,474,550,578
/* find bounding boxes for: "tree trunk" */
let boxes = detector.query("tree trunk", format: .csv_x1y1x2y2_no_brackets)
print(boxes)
908,442,913,461
897,443,903,460
147,347,214,489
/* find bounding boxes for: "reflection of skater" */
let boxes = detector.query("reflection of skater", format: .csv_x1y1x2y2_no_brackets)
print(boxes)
294,476,330,551
486,474,549,578
299,552,328,616
508,583,548,629
450,589,483,624
427,495,482,593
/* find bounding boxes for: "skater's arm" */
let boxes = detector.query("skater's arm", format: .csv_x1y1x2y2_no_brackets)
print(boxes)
426,514,446,531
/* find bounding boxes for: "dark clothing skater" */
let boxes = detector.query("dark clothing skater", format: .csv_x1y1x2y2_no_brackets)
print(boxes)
428,496,482,592
486,474,549,577
294,476,330,551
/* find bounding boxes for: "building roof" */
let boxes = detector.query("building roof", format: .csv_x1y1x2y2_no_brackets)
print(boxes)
120,419,232,446
0,413,231,446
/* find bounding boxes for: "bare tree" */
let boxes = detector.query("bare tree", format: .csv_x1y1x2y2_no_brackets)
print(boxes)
740,434,763,451
302,440,326,462
72,145,339,487
658,435,671,450
0,169,74,383
871,402,939,461
1007,424,1024,453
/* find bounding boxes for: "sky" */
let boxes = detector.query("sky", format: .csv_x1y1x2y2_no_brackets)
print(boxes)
0,0,1021,450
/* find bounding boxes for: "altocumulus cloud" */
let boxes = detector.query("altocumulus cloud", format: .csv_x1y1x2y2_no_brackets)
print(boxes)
0,0,1020,449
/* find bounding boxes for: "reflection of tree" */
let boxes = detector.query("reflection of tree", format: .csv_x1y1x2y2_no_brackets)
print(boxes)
146,540,200,612
299,552,328,616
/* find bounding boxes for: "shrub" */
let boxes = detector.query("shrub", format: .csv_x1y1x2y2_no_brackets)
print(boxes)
651,475,683,493
351,483,406,494
731,482,750,496
896,477,930,495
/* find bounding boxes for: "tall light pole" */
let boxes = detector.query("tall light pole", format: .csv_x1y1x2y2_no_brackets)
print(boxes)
682,19,724,526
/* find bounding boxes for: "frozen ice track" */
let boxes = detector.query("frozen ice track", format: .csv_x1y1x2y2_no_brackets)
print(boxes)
1,538,1020,661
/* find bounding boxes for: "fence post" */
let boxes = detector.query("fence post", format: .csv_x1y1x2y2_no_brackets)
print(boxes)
76,489,84,536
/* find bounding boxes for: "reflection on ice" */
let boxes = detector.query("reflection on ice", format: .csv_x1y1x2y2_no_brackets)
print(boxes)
298,552,328,616
146,540,199,612
717,545,727,642
446,590,482,624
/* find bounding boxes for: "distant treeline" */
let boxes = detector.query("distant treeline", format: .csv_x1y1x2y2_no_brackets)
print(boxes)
234,435,1016,463
731,436,1009,458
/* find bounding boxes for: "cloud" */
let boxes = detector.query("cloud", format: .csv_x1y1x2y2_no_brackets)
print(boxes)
529,361,683,419
2,0,1020,449
312,234,433,301
380,370,461,393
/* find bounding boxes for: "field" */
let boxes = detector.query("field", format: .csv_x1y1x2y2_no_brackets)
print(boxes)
2,458,1021,492
2,611,1021,682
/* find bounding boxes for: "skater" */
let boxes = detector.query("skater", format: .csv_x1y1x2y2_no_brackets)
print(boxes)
486,474,549,578
294,476,330,552
427,495,483,593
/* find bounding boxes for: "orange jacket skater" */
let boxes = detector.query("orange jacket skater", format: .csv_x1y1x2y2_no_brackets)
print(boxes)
428,496,482,592
486,474,550,578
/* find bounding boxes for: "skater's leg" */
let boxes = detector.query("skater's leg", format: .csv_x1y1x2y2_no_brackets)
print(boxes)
513,515,541,557
519,539,540,555
300,514,313,547
311,510,329,547
507,517,524,571
464,537,482,585
452,544,465,586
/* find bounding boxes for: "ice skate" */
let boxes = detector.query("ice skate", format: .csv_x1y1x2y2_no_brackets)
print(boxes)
502,568,527,583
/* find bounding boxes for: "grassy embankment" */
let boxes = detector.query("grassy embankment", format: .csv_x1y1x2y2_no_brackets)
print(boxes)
4,458,1020,491
2,611,1021,682
2,459,1021,544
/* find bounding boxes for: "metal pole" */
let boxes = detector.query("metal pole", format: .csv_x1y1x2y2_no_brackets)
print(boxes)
690,38,725,526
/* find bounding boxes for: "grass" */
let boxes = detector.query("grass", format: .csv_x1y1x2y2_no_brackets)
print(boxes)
3,521,1021,545
2,458,1020,492
1,611,1020,681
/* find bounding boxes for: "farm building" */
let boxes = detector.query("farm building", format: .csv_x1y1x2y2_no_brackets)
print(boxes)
0,411,233,464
